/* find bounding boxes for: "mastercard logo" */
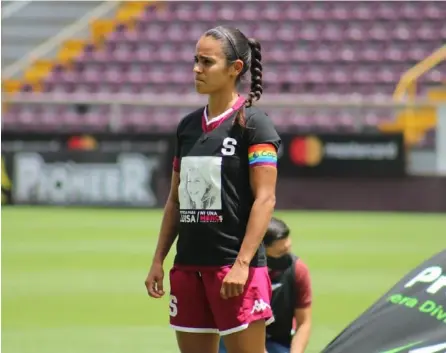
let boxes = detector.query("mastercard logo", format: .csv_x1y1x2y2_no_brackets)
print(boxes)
67,135,97,151
289,136,323,166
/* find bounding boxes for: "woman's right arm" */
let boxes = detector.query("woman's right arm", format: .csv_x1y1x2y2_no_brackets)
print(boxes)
146,121,184,298
152,170,180,265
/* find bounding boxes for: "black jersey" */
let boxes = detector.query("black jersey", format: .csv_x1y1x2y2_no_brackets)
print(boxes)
172,97,281,267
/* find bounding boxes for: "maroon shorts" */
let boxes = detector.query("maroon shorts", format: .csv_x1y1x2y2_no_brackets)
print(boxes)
169,264,274,336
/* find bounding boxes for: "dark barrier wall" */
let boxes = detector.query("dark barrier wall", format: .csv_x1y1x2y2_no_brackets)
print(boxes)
152,177,446,213
279,132,406,178
3,131,444,212
275,177,446,213
1,132,176,207
2,151,163,207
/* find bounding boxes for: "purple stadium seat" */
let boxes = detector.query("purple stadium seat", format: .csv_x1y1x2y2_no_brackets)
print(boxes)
401,3,422,20
352,3,374,20
195,3,217,21
345,24,368,41
376,3,398,20
352,67,374,84
239,2,264,21
311,111,338,131
262,3,282,21
331,4,350,21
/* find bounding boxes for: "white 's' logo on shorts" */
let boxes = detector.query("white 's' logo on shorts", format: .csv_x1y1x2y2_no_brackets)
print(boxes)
169,295,178,317
251,299,270,314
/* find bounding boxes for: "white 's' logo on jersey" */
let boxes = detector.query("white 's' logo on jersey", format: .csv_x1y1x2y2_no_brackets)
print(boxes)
221,137,237,156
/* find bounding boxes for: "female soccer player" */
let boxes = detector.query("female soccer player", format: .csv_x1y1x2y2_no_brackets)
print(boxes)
219,217,313,353
145,25,281,353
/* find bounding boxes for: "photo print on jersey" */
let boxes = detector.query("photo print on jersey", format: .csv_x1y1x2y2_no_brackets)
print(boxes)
179,156,223,223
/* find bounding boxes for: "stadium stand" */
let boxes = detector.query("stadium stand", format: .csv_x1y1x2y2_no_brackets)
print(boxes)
1,1,105,71
2,1,446,146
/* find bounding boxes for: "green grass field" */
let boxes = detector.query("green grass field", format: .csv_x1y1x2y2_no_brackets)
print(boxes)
2,207,445,353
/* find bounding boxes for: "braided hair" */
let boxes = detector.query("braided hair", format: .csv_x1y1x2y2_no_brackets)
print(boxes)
246,39,263,108
204,26,263,127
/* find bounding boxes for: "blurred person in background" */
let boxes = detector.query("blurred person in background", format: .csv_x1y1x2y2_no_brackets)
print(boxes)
145,25,281,353
220,217,312,353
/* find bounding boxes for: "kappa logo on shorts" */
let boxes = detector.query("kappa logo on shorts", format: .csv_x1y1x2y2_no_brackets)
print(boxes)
251,299,271,314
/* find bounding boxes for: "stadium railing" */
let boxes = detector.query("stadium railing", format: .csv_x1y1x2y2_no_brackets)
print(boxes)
2,93,446,175
393,45,446,101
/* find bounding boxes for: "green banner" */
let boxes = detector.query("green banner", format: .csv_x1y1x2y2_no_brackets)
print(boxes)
322,250,446,353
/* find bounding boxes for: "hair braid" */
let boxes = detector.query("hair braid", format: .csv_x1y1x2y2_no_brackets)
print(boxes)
234,38,263,128
245,38,263,108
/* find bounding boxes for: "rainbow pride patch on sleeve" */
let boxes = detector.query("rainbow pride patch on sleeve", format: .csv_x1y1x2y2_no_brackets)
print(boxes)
248,144,278,167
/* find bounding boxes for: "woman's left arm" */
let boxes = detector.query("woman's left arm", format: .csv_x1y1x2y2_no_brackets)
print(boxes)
236,161,277,266
236,111,281,267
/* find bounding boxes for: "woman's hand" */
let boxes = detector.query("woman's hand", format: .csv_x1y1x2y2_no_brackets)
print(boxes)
220,262,249,299
145,261,165,298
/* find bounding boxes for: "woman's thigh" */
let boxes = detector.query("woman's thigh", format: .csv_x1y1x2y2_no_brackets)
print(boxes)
221,320,266,353
176,332,220,353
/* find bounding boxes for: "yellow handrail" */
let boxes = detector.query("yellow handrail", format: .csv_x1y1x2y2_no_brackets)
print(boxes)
393,45,446,101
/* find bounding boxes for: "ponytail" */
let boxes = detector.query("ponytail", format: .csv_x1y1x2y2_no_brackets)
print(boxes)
234,38,263,127
245,38,263,107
